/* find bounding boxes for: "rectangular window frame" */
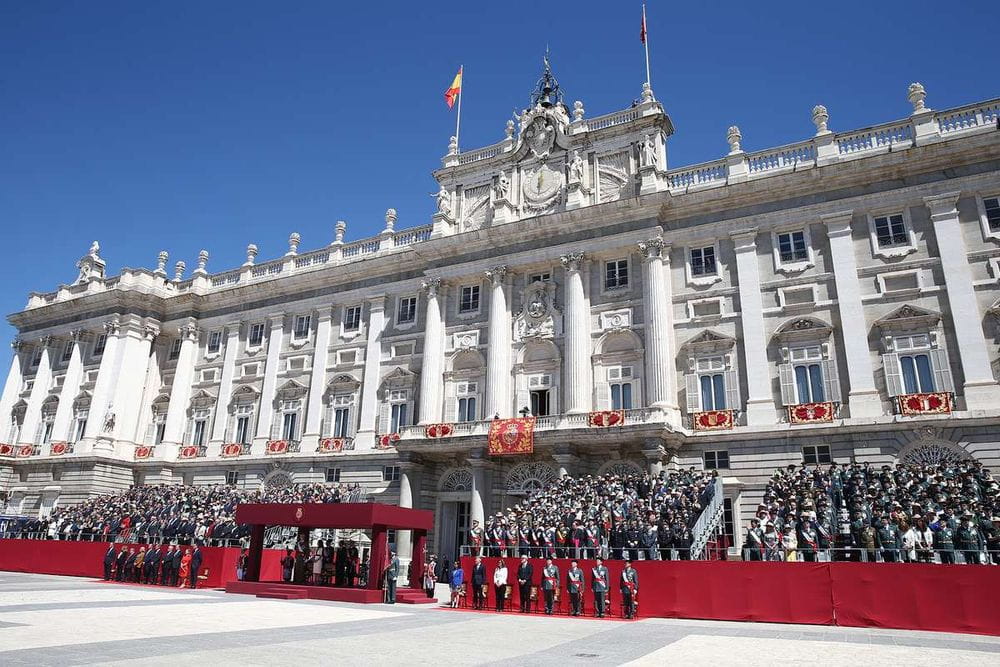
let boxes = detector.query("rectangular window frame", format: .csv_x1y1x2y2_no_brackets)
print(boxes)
207,330,223,354
248,322,265,348
802,444,832,465
771,227,814,274
686,243,722,286
603,258,630,291
458,285,481,315
867,209,917,259
977,194,1000,241
704,449,730,470
396,295,418,326
343,305,362,334
293,315,311,340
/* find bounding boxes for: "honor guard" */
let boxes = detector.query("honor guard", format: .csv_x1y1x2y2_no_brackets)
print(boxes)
566,560,584,616
591,557,609,618
541,558,560,615
620,559,639,619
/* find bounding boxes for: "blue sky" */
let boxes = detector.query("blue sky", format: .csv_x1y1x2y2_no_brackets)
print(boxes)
1,1,998,346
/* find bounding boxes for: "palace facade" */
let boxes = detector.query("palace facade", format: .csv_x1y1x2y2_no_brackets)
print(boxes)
2,67,1000,564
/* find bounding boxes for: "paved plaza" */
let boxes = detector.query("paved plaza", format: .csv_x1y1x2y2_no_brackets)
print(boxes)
1,572,999,666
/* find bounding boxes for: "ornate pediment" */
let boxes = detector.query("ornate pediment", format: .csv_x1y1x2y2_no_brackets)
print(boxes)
382,366,417,389
514,279,562,342
681,329,736,354
189,388,217,408
230,384,259,406
875,304,941,332
773,317,834,343
274,379,308,401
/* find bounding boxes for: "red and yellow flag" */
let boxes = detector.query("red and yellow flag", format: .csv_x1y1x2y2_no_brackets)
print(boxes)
444,67,463,109
487,417,535,456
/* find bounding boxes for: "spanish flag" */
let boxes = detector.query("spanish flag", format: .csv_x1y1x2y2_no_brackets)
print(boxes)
444,67,463,109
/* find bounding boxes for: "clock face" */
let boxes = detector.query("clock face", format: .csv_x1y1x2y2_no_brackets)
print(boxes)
522,164,563,208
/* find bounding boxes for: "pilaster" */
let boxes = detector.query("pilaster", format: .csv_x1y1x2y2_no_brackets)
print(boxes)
418,278,446,424
638,237,680,423
50,330,86,443
484,265,513,418
0,341,28,443
18,336,56,447
209,321,243,449
160,320,200,457
253,314,286,449
81,317,122,451
302,309,333,450
730,229,777,425
560,252,592,414
109,316,159,449
357,297,386,450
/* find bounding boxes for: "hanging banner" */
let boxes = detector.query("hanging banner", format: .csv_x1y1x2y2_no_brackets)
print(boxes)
488,417,535,456
588,410,625,427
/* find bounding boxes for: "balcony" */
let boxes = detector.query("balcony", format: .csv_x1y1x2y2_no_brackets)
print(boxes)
317,437,355,453
220,442,252,458
398,408,658,441
178,444,208,460
265,439,301,455
896,392,952,416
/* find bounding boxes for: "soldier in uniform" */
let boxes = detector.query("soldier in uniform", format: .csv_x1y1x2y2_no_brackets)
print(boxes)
591,557,609,618
933,518,956,564
797,513,819,562
620,559,639,619
745,518,764,561
541,558,560,615
957,514,983,564
641,519,659,561
103,544,116,581
876,516,901,562
859,521,877,563
385,551,400,603
566,559,584,616
469,519,484,558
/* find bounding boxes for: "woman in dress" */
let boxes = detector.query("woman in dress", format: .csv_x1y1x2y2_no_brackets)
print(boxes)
177,549,192,588
493,559,509,612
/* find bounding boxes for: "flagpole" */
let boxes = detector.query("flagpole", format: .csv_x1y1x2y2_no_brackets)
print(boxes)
455,65,463,152
642,4,652,90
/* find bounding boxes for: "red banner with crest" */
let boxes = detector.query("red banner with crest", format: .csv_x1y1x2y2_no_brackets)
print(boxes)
376,433,400,449
49,442,69,456
898,392,951,416
220,443,244,458
425,423,453,438
265,440,288,455
488,417,535,456
134,445,153,460
318,438,345,453
0,443,14,457
692,409,734,431
588,410,625,427
788,402,835,424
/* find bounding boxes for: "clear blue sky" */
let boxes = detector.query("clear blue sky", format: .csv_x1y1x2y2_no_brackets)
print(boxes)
2,1,998,346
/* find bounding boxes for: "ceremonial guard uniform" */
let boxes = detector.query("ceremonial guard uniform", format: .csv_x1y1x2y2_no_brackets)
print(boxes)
541,560,560,615
566,562,584,616
620,562,639,619
591,559,609,618
385,552,400,603
470,520,484,558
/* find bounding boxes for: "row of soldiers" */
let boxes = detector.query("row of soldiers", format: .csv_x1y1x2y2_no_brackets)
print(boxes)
468,555,641,619
101,543,201,587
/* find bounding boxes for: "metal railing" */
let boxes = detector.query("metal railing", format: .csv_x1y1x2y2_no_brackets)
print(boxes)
740,546,1000,565
689,476,725,559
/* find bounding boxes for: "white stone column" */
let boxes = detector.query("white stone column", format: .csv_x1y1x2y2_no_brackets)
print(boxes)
17,336,56,446
0,341,28,441
50,331,84,442
418,278,445,424
823,211,883,418
484,265,513,418
643,440,667,479
551,450,580,479
160,321,200,452
468,458,491,528
357,297,386,449
302,309,333,450
254,314,286,445
731,229,777,425
132,339,165,445
560,252,592,414
209,322,242,447
638,238,680,421
396,460,422,584
109,317,159,448
925,192,1000,410
82,318,122,448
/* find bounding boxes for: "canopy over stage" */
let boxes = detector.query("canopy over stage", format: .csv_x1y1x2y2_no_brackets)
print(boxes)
231,502,434,603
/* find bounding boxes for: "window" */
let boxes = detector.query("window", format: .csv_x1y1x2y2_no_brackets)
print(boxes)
225,471,239,486
325,468,341,483
168,339,182,361
234,405,253,445
530,272,551,283
72,411,88,443
281,410,299,441
690,246,717,276
392,343,414,358
248,323,265,347
697,356,727,411
93,333,107,357
242,363,259,377
287,357,306,371
608,367,633,410
397,296,417,324
61,341,74,363
41,419,54,445
207,331,222,354
791,346,825,403
293,315,311,339
383,466,401,482
802,445,832,465
894,334,935,394
389,390,409,433
190,409,209,447
530,389,551,417
338,350,358,365
332,395,352,438
873,214,908,247
201,369,217,383
985,197,1000,232
456,382,478,423
459,285,480,313
604,259,629,289
31,347,42,367
777,231,808,263
344,306,362,332
153,412,166,445
704,450,730,470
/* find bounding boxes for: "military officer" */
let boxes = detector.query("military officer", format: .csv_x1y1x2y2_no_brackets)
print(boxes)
591,557,609,618
566,559,584,616
620,559,639,619
469,519,484,558
745,518,764,561
876,516,901,563
957,514,983,564
385,550,400,603
933,519,956,564
541,558,560,615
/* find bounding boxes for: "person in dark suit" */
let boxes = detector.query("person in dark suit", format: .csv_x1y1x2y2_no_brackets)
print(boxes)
144,546,160,584
470,556,487,610
516,555,533,613
115,546,128,581
189,546,203,588
123,548,137,582
103,544,116,581
161,546,175,585
170,546,183,586
385,551,400,603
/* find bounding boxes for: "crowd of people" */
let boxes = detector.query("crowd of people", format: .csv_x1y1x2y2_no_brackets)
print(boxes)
472,469,719,561
101,542,204,588
745,461,1000,563
3,482,365,546
275,538,370,588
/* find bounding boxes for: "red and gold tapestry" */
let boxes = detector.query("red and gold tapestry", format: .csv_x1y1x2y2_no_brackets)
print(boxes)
220,443,244,458
134,445,153,460
588,410,625,427
898,392,952,416
488,417,535,456
425,423,454,438
16,445,35,458
692,409,734,431
318,438,345,453
265,439,288,455
49,442,69,456
788,402,835,424
376,433,400,449
178,445,200,459
0,443,13,457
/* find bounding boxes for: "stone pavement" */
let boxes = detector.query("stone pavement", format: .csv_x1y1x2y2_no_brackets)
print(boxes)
1,572,998,666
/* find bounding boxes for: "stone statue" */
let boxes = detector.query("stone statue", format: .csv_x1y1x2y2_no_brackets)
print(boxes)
569,150,585,184
641,134,659,168
494,171,509,201
102,410,116,434
434,187,453,218
89,241,101,257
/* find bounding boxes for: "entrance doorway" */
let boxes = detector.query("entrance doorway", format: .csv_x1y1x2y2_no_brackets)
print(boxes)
439,501,471,562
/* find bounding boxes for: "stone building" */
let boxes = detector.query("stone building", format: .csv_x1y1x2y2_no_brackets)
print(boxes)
2,65,999,565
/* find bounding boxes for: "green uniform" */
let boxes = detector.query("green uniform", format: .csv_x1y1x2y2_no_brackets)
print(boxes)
542,564,560,614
